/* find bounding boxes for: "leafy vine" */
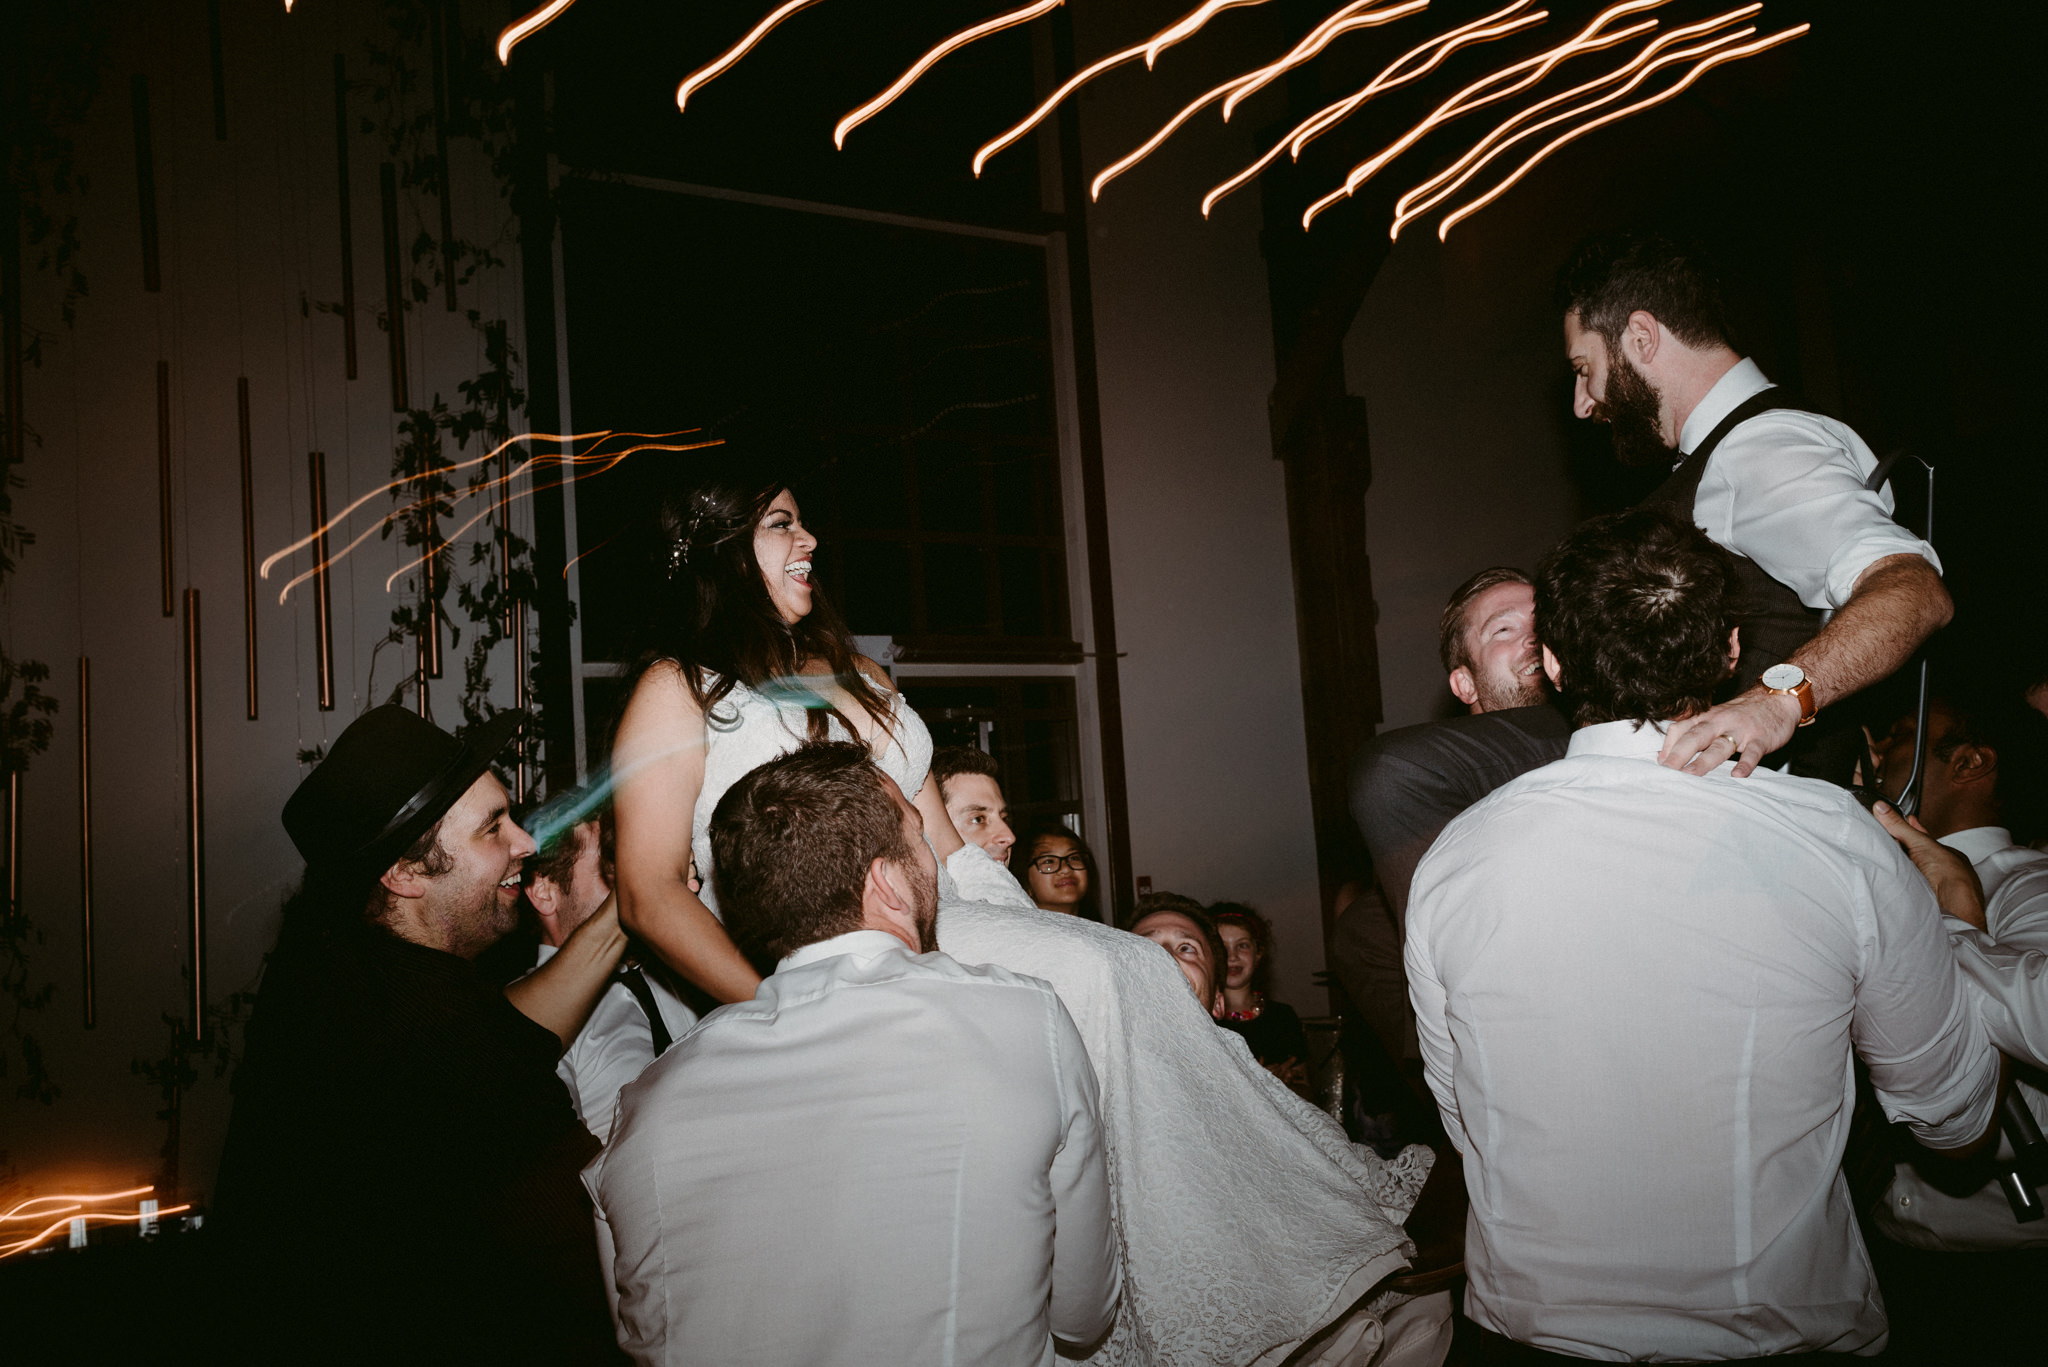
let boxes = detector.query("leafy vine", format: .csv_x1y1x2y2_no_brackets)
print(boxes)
359,0,551,763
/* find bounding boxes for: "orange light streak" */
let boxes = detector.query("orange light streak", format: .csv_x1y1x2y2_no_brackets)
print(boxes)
1300,0,1665,229
677,0,830,113
1389,6,1757,239
2,1185,156,1221
496,0,580,65
1286,2,1544,157
260,432,621,585
1,1204,192,1260
1221,0,1429,120
1091,0,1428,203
1199,1,1541,219
836,0,1064,149
380,438,722,593
1436,23,1808,239
973,0,1272,178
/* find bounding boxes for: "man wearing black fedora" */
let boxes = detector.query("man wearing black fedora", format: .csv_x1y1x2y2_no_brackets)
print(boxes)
212,705,624,1364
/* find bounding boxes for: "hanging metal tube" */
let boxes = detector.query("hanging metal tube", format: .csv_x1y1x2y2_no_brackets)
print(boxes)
513,601,529,802
158,360,174,617
79,656,94,1029
379,162,409,411
184,590,207,1042
309,451,335,711
415,629,430,718
239,378,258,719
333,55,359,381
6,769,18,923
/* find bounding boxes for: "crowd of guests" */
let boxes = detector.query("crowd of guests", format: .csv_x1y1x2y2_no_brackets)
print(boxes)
201,226,2048,1367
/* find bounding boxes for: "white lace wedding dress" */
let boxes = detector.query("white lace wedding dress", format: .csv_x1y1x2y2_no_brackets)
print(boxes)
684,675,1437,1367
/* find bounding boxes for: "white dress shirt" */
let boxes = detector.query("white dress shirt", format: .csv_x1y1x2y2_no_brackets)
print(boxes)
529,945,695,1146
586,929,1120,1367
1877,827,2048,1251
1406,720,1998,1359
1682,358,1939,610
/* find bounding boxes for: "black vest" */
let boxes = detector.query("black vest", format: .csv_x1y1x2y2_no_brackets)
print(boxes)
1637,387,1823,695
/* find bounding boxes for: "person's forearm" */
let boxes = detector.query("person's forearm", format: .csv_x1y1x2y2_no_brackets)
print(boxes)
618,879,762,1004
1787,554,1951,709
505,897,628,1054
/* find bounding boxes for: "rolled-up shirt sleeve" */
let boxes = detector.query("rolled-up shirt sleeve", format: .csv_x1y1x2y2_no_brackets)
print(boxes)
1047,997,1120,1348
1696,411,1939,611
1945,864,2048,1067
1851,847,1999,1149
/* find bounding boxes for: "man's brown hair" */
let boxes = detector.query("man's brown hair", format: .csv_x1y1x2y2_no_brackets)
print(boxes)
930,744,1000,803
710,740,916,965
1439,566,1533,674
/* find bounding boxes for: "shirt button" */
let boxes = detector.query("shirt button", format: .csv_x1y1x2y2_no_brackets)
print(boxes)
1899,1196,1912,1207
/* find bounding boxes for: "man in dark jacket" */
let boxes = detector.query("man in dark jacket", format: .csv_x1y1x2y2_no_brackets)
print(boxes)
212,706,620,1364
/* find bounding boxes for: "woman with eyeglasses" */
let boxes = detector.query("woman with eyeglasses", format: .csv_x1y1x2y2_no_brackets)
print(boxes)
1017,826,1096,918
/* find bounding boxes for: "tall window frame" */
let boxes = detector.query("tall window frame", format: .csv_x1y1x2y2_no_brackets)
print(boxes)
545,163,1116,911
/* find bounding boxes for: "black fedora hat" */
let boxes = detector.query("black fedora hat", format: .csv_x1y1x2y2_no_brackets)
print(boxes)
282,705,528,876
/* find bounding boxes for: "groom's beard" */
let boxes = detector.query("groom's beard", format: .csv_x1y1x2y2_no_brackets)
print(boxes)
908,858,940,953
1595,352,1673,468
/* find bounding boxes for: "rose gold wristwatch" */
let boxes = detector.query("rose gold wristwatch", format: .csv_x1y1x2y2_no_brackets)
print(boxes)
1761,663,1818,728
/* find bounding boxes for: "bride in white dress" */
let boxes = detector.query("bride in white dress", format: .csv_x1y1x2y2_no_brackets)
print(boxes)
608,461,1445,1366
608,459,971,1002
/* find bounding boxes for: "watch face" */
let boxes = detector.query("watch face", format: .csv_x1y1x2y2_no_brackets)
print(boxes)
1761,664,1805,691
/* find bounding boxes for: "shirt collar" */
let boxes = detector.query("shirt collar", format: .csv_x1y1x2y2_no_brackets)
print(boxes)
778,928,912,974
1566,718,1677,760
1937,826,2014,866
1678,357,1772,456
534,943,559,967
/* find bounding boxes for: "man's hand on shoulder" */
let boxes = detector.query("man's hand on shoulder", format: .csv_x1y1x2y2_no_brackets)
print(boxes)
1872,801,1987,930
1658,689,1804,778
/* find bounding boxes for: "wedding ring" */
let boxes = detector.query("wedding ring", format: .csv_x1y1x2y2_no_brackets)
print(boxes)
1716,734,1737,747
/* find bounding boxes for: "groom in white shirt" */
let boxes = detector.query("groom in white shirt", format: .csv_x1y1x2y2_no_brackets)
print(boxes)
586,740,1119,1367
1406,507,2001,1362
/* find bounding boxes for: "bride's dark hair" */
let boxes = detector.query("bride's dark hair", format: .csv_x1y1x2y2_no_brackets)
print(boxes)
616,452,892,742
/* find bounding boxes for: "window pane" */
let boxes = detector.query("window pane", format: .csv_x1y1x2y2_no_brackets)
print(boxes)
923,543,989,636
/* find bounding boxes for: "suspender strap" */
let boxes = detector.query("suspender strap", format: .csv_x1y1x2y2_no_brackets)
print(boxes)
613,965,674,1056
1685,386,1785,467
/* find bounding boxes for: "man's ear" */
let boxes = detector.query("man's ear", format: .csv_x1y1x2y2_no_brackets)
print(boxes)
378,860,432,903
1725,626,1741,678
1950,741,1998,789
526,875,562,919
1541,645,1564,690
861,856,921,951
1448,666,1479,707
1209,988,1225,1020
1626,309,1660,367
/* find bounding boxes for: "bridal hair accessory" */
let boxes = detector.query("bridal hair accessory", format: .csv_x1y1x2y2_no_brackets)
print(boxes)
668,508,711,576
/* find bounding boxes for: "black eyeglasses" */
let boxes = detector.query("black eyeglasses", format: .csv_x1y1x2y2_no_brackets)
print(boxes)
1030,852,1089,874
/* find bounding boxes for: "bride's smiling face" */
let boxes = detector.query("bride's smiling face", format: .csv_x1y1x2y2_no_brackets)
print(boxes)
753,489,818,625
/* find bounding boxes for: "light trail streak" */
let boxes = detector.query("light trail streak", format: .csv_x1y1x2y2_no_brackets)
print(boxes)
836,1,1064,148
2,1186,156,1221
678,0,831,113
1300,0,1666,229
1435,23,1808,239
1389,6,1757,239
259,432,614,583
263,432,713,605
1090,0,1429,203
1285,2,1544,157
973,0,1273,178
1,1204,193,1259
380,438,720,593
1199,1,1541,219
496,0,580,65
1221,0,1429,119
